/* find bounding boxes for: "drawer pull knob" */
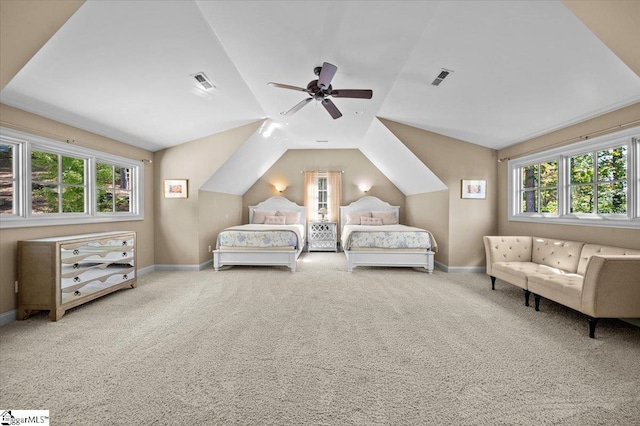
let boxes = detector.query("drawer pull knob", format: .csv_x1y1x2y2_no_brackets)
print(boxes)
73,249,79,255
74,291,81,296
73,263,79,269
73,277,81,283
123,274,128,280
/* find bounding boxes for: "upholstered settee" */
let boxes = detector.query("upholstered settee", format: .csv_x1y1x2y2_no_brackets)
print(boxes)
483,236,640,338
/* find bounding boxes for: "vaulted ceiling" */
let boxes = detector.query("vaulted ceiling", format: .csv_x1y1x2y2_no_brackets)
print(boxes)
1,1,639,194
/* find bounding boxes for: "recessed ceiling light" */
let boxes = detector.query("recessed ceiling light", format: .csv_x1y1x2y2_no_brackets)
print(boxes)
354,110,363,115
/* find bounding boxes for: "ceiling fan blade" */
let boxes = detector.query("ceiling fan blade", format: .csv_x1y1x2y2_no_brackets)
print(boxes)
321,98,342,119
284,97,313,116
268,82,310,93
317,62,337,90
330,89,373,99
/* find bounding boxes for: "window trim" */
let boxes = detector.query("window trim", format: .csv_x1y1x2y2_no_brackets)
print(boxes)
0,127,144,228
508,126,639,229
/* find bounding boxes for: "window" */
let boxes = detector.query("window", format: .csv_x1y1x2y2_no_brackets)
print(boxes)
0,127,144,228
31,149,86,214
509,127,639,228
0,143,17,215
304,171,342,223
317,175,328,212
96,162,132,213
520,160,558,214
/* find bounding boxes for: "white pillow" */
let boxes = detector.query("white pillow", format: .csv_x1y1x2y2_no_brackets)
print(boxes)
346,211,371,225
253,210,276,224
264,215,286,225
371,211,398,225
276,210,301,225
361,216,383,226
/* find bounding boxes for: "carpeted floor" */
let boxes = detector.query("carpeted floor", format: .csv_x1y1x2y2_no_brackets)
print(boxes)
1,252,639,425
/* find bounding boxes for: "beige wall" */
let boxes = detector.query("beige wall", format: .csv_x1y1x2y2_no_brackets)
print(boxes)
379,119,499,269
497,103,640,250
153,121,262,266
242,149,406,225
198,191,242,265
406,191,450,266
0,103,155,314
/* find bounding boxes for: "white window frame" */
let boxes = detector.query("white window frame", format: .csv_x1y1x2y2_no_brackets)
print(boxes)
508,126,639,229
0,127,144,228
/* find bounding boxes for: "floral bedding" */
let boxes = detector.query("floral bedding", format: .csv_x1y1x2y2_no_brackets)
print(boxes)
217,224,304,249
341,224,435,251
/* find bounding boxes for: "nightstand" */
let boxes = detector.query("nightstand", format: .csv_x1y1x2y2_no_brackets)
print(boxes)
308,221,338,252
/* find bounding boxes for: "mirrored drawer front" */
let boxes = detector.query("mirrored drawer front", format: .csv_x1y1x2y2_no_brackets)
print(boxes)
61,266,135,304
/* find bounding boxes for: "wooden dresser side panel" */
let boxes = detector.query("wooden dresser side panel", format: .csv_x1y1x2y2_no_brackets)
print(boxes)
18,242,56,309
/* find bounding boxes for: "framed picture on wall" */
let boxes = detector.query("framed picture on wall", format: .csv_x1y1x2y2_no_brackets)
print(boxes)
164,179,188,198
461,179,486,199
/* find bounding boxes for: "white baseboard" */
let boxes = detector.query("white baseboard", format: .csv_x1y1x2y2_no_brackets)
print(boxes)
0,309,17,327
138,264,155,275
154,258,213,272
434,261,486,274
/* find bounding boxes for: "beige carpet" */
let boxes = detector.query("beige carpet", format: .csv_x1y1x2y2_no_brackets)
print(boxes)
1,252,639,425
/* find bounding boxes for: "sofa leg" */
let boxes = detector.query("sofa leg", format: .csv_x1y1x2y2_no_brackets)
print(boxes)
490,276,496,290
588,318,599,339
534,294,541,311
523,289,531,307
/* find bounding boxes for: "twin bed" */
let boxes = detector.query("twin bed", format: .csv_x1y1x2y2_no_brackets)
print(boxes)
213,196,306,272
213,196,436,273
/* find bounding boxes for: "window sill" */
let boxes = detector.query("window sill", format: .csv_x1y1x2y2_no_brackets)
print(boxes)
0,214,143,229
508,214,640,229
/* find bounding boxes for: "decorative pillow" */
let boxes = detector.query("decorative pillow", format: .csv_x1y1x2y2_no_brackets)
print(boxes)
346,211,371,225
372,211,398,225
264,215,286,225
360,216,383,226
253,210,276,224
276,210,301,225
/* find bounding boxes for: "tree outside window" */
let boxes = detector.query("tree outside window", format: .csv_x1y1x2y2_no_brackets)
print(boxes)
570,146,626,215
0,144,14,214
97,163,132,213
31,150,85,214
520,160,557,214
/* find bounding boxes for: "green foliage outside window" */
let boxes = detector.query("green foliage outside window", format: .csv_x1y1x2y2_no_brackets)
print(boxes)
0,144,13,214
521,160,557,214
97,162,131,213
570,147,626,214
31,150,85,214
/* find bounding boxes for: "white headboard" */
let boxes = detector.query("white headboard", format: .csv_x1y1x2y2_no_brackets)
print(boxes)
339,196,400,233
249,196,306,226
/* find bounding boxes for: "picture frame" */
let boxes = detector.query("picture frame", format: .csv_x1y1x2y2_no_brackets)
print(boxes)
163,179,188,198
461,179,486,199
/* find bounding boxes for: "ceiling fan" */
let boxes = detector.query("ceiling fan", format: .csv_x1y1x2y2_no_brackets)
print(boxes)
268,62,373,119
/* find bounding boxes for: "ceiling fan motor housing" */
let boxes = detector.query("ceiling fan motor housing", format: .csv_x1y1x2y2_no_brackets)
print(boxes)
307,80,332,99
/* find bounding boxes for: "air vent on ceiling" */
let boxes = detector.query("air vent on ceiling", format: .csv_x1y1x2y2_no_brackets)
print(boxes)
431,68,453,86
192,72,215,90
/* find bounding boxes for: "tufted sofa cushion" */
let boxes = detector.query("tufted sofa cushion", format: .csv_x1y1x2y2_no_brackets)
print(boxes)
576,244,640,276
486,236,533,263
528,273,584,311
531,238,584,274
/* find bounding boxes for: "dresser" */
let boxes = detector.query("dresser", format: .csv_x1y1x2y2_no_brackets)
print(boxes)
308,221,338,252
17,231,136,321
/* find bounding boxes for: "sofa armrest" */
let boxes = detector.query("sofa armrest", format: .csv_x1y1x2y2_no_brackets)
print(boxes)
581,255,640,318
483,236,533,276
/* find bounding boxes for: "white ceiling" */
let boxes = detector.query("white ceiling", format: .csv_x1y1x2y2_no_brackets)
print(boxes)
1,0,639,153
